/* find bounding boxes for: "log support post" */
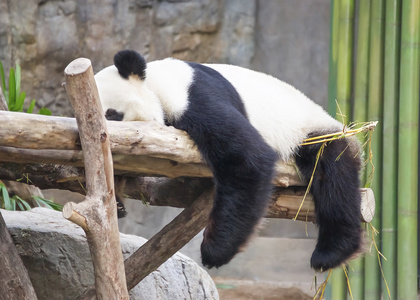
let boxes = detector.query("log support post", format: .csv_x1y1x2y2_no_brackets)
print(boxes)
78,189,214,299
62,58,129,299
0,85,38,300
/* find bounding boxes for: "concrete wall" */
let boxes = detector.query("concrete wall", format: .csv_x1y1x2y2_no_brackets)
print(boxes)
252,0,330,107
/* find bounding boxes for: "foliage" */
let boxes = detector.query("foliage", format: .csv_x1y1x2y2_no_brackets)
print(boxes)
0,62,57,212
0,61,51,115
0,181,63,212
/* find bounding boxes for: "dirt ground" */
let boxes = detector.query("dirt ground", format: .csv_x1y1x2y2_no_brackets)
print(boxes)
214,278,313,300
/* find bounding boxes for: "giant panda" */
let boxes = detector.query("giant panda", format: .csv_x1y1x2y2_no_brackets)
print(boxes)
94,50,363,271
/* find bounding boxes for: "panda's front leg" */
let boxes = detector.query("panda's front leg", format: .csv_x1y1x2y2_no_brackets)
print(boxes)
115,176,127,218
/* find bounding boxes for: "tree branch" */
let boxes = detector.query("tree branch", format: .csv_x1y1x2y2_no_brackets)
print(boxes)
63,58,129,299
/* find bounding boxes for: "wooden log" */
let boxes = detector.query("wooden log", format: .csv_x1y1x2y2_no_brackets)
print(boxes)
63,58,129,299
0,162,375,223
0,107,375,223
267,187,375,223
0,111,303,186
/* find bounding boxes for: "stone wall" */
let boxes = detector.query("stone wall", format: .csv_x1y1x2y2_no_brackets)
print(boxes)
0,0,256,115
0,0,329,116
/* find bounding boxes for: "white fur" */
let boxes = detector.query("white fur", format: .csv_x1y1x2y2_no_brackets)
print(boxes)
95,60,342,161
94,66,165,123
205,64,343,160
145,58,193,123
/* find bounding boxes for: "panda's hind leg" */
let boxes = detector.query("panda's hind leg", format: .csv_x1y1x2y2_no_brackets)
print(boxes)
295,136,363,271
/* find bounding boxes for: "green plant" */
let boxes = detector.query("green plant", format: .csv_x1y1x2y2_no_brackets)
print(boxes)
0,61,51,115
0,181,63,212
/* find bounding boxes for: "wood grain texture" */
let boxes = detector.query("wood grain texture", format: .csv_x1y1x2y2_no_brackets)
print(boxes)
64,58,129,300
0,110,303,185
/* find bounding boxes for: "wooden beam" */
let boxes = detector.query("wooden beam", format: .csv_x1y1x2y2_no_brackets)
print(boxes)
0,111,303,186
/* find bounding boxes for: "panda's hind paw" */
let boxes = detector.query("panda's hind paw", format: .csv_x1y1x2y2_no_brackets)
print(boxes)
310,233,362,272
310,248,345,272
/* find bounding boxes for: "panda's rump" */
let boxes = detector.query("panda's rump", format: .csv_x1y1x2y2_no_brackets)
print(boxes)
206,64,343,160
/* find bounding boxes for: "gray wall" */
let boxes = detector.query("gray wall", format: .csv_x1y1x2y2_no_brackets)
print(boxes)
0,0,329,115
252,0,330,108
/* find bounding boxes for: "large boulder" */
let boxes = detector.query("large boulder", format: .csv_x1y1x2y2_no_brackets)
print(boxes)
1,208,218,300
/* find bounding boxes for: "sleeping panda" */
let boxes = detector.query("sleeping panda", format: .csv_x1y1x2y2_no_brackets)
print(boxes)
94,50,363,271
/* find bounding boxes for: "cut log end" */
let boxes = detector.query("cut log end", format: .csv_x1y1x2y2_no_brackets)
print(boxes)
360,187,375,223
270,187,375,223
64,58,92,76
63,202,88,231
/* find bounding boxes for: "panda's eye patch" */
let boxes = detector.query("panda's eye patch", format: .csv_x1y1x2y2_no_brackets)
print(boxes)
105,108,124,121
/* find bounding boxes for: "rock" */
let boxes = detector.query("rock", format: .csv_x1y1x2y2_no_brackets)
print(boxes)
1,208,218,300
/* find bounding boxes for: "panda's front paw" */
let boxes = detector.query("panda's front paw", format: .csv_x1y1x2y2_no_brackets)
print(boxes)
116,195,127,218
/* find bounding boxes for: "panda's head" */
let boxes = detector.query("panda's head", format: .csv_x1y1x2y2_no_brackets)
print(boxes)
94,50,164,123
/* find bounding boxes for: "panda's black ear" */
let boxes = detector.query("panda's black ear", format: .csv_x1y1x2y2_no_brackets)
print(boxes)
114,50,147,80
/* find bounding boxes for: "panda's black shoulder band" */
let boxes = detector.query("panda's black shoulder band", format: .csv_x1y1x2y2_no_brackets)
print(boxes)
114,50,147,80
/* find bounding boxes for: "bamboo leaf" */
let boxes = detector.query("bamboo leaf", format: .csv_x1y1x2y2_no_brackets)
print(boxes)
14,92,26,112
11,196,16,211
8,68,16,110
38,107,52,115
32,196,63,211
14,196,32,211
16,200,25,211
1,184,13,210
27,99,36,113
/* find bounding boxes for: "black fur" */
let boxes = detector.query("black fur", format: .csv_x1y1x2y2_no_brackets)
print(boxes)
105,108,124,121
107,50,363,271
295,135,362,271
114,50,147,79
116,195,127,218
171,63,277,268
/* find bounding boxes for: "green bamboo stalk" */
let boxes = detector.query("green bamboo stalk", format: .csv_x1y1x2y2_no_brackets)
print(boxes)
382,0,401,299
330,268,347,300
353,0,371,125
335,0,355,121
326,2,341,298
364,0,385,299
331,1,355,299
348,1,372,298
348,258,364,300
328,0,340,117
397,1,419,299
